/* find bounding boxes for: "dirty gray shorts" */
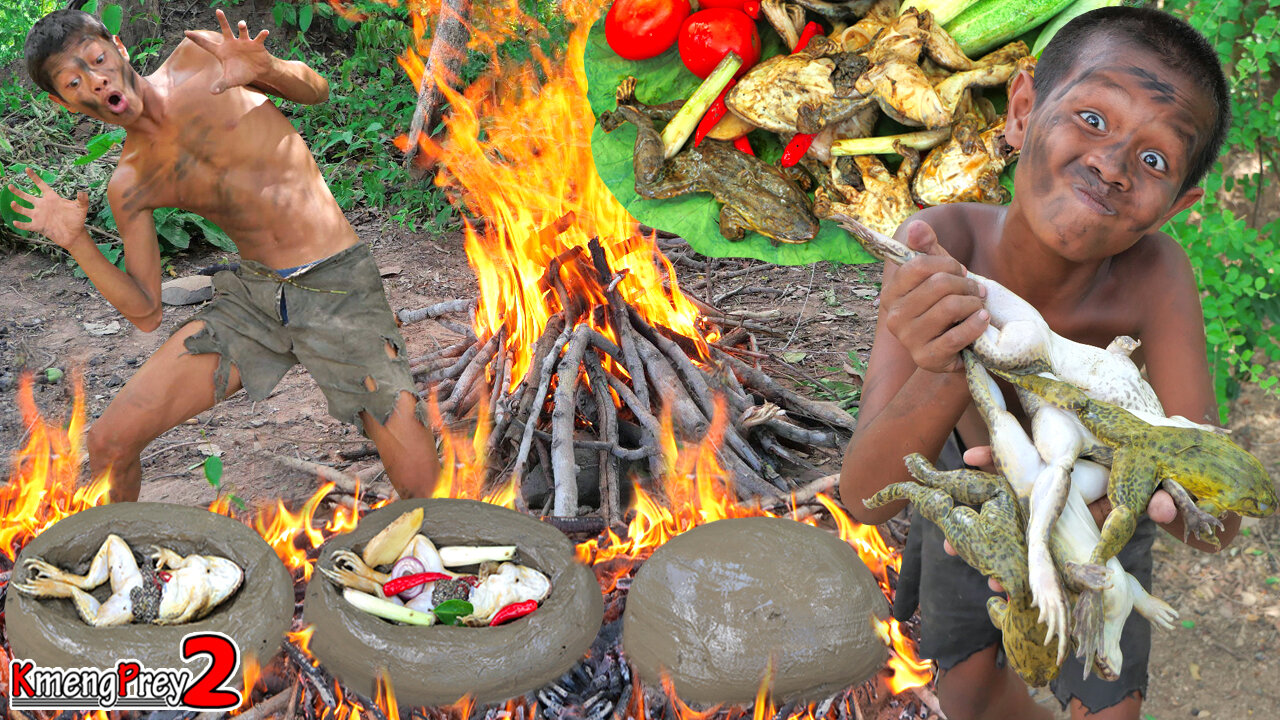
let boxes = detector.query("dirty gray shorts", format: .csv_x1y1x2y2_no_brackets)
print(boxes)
182,242,426,434
891,433,1156,713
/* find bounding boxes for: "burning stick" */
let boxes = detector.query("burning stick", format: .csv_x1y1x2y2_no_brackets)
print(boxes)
398,298,476,326
552,325,593,516
584,352,622,528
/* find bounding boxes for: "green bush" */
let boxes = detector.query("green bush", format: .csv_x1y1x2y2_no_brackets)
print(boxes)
1164,0,1280,422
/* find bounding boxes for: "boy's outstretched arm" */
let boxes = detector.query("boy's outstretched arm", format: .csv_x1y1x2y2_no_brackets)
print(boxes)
7,167,163,331
840,218,990,525
184,9,329,105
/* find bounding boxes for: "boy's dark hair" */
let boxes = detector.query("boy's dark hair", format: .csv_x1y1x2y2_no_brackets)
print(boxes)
1033,6,1230,196
24,0,111,99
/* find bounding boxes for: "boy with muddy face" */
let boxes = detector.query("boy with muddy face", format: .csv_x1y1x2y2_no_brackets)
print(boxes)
839,8,1232,720
8,4,440,503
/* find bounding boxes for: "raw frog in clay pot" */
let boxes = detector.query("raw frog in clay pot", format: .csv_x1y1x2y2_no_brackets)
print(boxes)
864,454,1066,687
13,534,243,626
600,79,820,244
992,369,1278,566
812,143,920,237
726,35,873,135
318,507,551,626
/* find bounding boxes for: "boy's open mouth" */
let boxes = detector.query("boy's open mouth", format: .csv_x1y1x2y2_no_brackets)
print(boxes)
107,92,127,114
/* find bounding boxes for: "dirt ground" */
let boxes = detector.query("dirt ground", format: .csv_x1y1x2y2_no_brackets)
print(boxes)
2,219,1278,718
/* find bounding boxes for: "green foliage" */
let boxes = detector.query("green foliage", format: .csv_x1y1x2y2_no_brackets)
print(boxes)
0,0,59,68
584,17,875,266
1163,0,1280,422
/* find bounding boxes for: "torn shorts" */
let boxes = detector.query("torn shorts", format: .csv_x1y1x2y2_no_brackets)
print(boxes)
891,433,1156,714
182,242,426,434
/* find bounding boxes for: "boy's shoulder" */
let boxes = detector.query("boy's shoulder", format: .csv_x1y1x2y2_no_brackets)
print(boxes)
898,202,1004,264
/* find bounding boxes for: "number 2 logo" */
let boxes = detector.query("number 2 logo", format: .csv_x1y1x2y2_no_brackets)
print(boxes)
180,632,242,710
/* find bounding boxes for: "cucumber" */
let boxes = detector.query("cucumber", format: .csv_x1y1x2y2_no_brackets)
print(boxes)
1031,0,1125,57
943,0,1077,55
899,0,984,25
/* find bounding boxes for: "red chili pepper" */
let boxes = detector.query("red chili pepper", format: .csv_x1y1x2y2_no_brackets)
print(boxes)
780,133,816,167
382,571,452,597
733,135,754,155
489,599,539,626
693,79,737,148
794,21,823,53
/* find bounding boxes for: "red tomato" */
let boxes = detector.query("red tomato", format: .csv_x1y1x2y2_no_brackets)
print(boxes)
678,8,761,79
605,0,692,61
693,0,760,19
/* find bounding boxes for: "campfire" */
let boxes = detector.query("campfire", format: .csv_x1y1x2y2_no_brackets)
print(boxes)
2,0,940,718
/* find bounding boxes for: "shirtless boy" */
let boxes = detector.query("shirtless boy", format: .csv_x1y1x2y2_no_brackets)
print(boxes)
840,8,1235,720
10,4,440,503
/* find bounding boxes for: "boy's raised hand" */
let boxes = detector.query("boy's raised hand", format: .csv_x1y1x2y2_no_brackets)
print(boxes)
6,168,88,249
185,9,272,95
881,220,989,374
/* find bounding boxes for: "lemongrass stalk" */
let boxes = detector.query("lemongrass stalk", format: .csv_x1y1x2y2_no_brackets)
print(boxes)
661,53,744,159
829,128,951,156
437,545,518,566
899,0,983,24
343,588,438,625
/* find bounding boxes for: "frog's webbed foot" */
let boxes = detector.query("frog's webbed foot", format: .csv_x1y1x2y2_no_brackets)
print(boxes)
904,453,1004,505
1127,574,1178,630
20,557,66,583
1071,587,1106,680
616,76,637,106
318,550,388,596
11,575,77,599
1027,545,1069,663
893,141,921,178
150,546,186,570
1106,335,1140,357
1162,478,1224,545
718,205,750,241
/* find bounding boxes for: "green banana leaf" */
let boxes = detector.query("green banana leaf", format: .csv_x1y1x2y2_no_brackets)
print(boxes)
584,13,876,266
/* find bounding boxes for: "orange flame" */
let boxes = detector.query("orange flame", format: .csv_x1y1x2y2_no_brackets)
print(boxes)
376,672,401,720
1,373,110,561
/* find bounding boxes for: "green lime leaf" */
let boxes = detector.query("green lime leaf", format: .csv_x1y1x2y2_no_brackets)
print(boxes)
45,367,64,383
432,599,473,626
231,494,247,511
74,129,126,166
102,3,124,36
1180,619,1196,629
583,13,875,267
299,3,313,33
204,455,224,487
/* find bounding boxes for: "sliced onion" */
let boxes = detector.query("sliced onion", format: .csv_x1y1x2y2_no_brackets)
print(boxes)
389,556,427,599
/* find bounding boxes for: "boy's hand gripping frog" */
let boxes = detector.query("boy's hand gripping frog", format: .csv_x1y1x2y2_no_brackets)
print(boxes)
12,534,243,626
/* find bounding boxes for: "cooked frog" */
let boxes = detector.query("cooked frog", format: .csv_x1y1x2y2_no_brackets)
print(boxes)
814,144,920,236
726,35,873,135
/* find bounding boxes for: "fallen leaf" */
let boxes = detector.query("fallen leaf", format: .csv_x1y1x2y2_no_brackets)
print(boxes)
83,320,122,336
1190,662,1202,681
197,443,223,457
380,265,402,277
780,351,807,363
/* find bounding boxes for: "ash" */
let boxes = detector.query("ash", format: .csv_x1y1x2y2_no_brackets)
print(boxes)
538,619,629,720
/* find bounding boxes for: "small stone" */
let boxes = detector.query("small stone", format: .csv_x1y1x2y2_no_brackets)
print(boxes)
106,374,124,387
161,275,214,306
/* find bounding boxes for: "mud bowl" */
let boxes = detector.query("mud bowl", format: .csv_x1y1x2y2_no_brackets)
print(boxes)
302,498,604,708
4,502,294,678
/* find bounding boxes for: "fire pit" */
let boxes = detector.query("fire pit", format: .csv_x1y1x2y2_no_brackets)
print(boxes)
302,498,604,708
623,516,889,705
4,502,293,678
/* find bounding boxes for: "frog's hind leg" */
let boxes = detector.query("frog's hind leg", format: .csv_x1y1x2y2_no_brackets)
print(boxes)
21,534,140,593
1161,477,1225,545
1071,588,1106,680
903,452,1006,505
12,574,137,626
1126,574,1177,630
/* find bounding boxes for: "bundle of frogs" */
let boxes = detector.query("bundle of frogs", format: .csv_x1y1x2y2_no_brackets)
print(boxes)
838,216,1279,685
318,508,551,627
13,534,244,626
601,0,1035,244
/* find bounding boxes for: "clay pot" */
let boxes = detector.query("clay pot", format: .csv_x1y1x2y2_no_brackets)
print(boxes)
4,503,294,684
623,516,889,704
302,498,604,708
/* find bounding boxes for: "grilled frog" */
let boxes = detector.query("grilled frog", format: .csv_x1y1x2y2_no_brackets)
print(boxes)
601,82,820,244
814,144,920,236
912,102,1016,206
993,369,1277,563
865,454,1064,687
854,9,1029,128
13,534,243,626
726,35,873,135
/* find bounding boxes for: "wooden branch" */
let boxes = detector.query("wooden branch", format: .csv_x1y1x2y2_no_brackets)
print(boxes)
585,350,622,528
441,331,501,412
397,298,475,325
237,684,294,720
403,0,473,167
552,324,592,517
604,372,667,480
421,339,482,384
714,348,857,431
632,331,707,437
267,454,359,495
510,326,573,485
